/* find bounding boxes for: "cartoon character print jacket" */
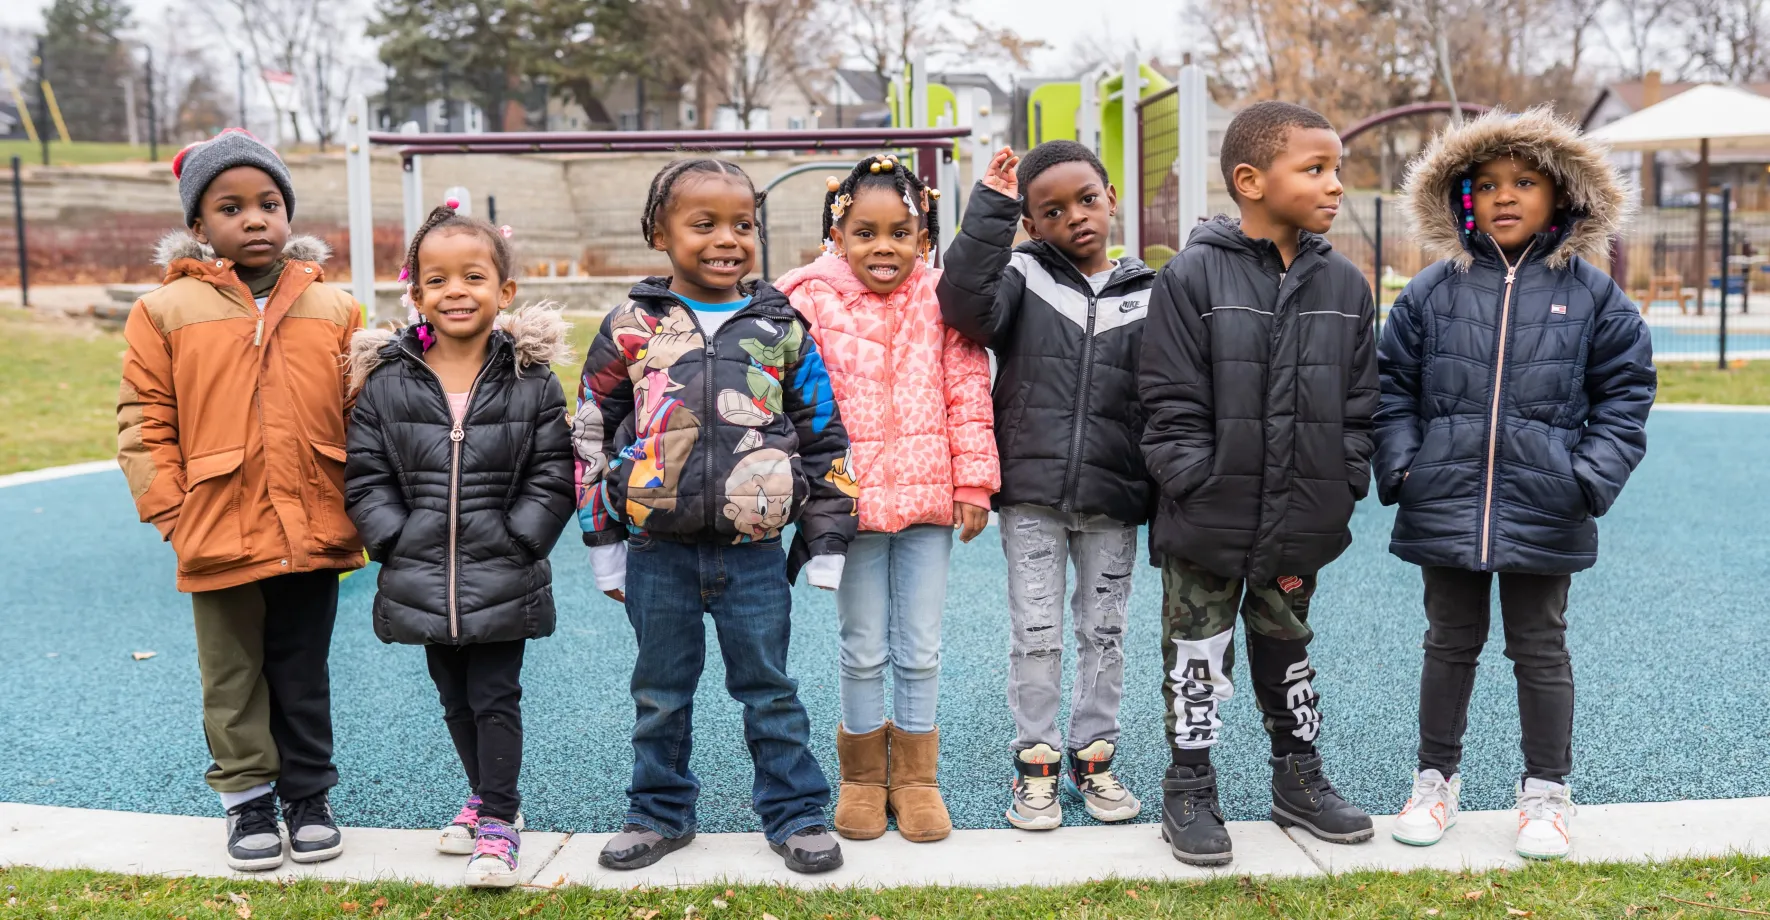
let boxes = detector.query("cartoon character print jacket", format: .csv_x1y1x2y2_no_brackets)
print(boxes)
573,278,858,579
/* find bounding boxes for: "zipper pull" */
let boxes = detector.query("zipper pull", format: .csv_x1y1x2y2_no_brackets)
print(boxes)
450,426,464,442
1505,269,1517,285
254,317,264,346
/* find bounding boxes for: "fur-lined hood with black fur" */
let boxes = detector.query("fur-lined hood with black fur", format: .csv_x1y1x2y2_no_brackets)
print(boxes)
1403,107,1630,270
153,231,332,270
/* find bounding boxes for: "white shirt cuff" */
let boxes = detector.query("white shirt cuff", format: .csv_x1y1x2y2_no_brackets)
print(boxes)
589,542,628,592
804,553,844,589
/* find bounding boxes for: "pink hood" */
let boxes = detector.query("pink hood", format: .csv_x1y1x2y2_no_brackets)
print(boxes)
778,253,998,533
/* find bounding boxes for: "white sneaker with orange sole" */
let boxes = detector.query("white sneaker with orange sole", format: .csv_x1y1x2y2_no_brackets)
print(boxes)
1514,778,1575,860
1392,769,1460,846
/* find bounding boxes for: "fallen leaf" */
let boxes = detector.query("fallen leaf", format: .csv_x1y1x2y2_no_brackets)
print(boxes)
710,900,728,911
1708,892,1719,900
1126,890,1140,900
372,898,388,909
1426,910,1440,917
763,914,780,920
1465,890,1486,901
1625,907,1637,917
1507,909,1533,917
725,890,735,899
132,651,157,661
228,893,250,905
340,903,359,913
236,906,251,920
684,906,698,918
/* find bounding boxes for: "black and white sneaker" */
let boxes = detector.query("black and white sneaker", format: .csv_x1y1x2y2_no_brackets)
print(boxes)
225,792,285,872
282,791,344,863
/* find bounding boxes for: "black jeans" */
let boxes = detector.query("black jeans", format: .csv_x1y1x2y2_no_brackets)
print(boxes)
425,639,526,822
1418,567,1573,784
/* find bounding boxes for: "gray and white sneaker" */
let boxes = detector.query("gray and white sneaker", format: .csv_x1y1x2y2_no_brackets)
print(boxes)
1006,744,1063,830
770,826,843,874
598,824,695,870
1062,740,1143,822
225,792,285,872
282,791,343,864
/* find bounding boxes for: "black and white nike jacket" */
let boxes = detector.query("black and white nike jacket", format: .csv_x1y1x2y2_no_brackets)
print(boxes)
937,183,1157,525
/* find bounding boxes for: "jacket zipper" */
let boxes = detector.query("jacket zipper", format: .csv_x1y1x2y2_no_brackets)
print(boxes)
884,292,898,525
1478,239,1533,569
672,303,723,533
1061,290,1099,512
405,343,494,640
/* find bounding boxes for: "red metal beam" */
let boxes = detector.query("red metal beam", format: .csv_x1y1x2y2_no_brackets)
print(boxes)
368,127,970,149
1339,103,1493,145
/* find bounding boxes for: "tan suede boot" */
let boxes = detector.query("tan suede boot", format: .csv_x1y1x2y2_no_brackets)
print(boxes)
833,723,889,840
886,724,952,842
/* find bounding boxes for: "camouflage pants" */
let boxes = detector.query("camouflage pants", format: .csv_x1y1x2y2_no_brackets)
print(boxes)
1160,557,1321,757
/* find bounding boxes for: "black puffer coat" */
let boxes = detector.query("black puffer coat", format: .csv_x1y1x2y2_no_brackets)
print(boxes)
1140,217,1378,582
1376,108,1655,574
344,305,576,645
937,184,1156,524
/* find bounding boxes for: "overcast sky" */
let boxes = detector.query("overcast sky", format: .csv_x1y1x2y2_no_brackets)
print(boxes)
0,0,1190,75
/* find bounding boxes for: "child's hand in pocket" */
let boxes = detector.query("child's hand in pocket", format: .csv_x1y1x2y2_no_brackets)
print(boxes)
954,502,990,543
981,147,1020,199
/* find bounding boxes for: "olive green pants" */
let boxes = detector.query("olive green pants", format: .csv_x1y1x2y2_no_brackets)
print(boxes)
192,570,339,801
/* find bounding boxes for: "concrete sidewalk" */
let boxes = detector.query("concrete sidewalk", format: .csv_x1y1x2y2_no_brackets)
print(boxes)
3,798,1767,889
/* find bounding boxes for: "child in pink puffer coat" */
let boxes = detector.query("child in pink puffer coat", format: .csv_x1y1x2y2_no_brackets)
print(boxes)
775,153,998,845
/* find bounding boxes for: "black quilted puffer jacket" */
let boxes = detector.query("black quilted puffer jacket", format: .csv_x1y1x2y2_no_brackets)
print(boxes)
937,184,1157,524
344,305,576,645
1140,217,1379,582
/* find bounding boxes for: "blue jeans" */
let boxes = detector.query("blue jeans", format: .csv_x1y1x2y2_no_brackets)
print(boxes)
622,535,831,845
835,525,952,734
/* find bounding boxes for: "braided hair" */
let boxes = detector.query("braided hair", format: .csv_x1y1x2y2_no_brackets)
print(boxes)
402,202,516,296
640,158,767,247
821,153,941,256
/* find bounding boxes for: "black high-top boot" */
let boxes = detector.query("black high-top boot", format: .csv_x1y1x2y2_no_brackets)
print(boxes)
1160,763,1232,866
1269,752,1374,843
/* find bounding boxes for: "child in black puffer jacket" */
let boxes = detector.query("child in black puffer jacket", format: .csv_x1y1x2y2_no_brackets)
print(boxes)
344,205,575,889
1376,108,1655,860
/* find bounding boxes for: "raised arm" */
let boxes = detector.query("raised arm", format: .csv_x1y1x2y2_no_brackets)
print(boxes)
937,150,1028,349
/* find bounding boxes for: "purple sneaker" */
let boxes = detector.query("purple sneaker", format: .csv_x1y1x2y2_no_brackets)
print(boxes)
464,820,520,888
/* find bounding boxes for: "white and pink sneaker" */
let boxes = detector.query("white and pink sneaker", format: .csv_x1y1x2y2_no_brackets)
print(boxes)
1515,778,1574,860
1392,769,1460,846
438,796,524,855
464,819,521,888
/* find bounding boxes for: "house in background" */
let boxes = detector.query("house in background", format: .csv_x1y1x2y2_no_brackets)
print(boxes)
1583,76,1770,208
829,69,893,128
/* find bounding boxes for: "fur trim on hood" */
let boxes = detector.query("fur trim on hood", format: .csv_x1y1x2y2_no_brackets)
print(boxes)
1402,107,1630,270
774,251,930,299
347,301,573,394
153,232,332,269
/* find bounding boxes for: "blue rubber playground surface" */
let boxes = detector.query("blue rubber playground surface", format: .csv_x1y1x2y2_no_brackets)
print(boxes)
4,409,1768,836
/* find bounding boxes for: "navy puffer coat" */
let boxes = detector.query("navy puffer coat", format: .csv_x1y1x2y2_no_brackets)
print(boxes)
1375,108,1656,574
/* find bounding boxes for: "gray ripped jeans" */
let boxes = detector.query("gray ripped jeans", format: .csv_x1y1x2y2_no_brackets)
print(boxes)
999,503,1137,754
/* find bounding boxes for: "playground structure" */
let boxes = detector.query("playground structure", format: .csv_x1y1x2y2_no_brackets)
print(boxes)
335,57,1218,321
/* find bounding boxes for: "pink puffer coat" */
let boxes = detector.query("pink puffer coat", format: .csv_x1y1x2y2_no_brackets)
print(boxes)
777,254,998,533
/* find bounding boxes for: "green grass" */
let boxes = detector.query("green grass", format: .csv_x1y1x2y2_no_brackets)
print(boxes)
0,309,124,476
2,857,1767,919
0,140,160,167
1658,361,1770,406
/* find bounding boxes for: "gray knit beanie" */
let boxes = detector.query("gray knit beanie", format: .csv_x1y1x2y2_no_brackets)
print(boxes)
173,129,296,226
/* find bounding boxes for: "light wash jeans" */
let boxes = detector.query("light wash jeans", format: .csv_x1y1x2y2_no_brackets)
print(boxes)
999,503,1136,753
835,525,953,735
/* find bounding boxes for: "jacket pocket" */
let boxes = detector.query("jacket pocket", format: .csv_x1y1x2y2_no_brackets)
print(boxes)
308,439,358,552
174,447,249,574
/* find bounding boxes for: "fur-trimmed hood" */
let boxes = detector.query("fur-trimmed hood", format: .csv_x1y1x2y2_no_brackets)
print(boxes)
347,301,573,393
153,232,332,269
1402,107,1629,270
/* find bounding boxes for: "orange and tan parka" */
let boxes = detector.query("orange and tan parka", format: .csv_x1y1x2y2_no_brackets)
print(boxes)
117,232,365,592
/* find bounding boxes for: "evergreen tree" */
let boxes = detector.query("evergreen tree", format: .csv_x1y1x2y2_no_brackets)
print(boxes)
37,0,137,143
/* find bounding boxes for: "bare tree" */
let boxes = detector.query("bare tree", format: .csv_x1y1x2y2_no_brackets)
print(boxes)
1682,0,1770,82
1598,0,1687,79
836,0,1044,91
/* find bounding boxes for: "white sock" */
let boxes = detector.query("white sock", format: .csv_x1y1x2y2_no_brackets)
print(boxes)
218,783,274,811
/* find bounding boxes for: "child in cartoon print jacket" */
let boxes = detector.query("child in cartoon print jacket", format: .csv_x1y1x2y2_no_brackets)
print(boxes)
573,277,858,576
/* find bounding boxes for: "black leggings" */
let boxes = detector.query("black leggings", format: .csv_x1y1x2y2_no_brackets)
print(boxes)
1417,567,1573,784
425,640,526,822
